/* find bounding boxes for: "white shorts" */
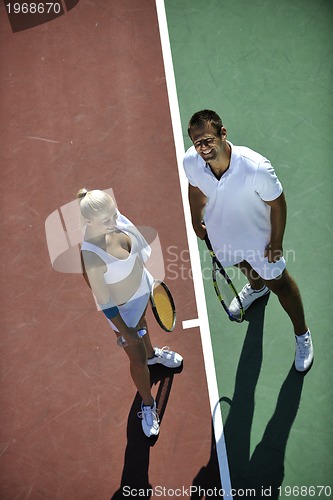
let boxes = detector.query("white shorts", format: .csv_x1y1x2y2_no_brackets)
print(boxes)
242,254,286,281
215,246,286,280
107,269,154,332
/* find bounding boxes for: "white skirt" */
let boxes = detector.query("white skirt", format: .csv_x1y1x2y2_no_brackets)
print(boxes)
107,268,154,331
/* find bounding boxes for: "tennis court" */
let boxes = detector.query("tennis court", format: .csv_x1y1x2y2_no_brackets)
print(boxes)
1,0,332,498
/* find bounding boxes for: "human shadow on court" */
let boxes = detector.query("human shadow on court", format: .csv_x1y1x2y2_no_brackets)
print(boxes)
111,363,183,499
191,296,305,499
222,297,305,499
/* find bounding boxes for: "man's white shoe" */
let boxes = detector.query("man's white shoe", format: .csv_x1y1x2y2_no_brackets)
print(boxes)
147,347,183,368
295,331,314,372
138,400,160,437
229,283,270,315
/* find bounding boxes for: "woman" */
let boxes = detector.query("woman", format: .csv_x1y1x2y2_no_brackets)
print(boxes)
78,188,183,437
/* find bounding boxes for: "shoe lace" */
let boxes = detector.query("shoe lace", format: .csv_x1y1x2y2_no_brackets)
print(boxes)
154,346,171,358
296,337,310,359
239,284,252,301
137,406,159,426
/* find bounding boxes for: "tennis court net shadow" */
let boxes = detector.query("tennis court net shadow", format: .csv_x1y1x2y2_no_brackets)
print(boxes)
221,296,305,499
111,363,183,499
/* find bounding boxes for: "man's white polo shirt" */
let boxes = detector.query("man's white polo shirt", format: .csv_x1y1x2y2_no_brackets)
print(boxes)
183,142,283,266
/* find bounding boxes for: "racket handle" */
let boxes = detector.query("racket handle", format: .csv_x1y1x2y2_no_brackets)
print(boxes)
116,328,147,348
204,234,213,251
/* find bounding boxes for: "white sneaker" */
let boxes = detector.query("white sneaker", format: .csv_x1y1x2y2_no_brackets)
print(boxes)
229,284,270,315
137,400,160,437
147,347,183,368
295,331,314,372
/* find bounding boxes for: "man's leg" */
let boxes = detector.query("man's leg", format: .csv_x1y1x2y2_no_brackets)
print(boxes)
237,262,313,371
264,269,313,372
229,260,270,315
236,260,265,290
263,269,307,336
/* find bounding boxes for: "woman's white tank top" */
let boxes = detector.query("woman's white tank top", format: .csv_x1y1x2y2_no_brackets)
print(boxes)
81,232,140,285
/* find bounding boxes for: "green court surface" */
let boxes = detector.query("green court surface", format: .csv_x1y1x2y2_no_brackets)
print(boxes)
166,0,333,497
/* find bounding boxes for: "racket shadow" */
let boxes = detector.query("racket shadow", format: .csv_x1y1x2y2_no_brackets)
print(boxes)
111,363,183,499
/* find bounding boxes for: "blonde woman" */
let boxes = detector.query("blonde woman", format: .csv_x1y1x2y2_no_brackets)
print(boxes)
78,188,183,437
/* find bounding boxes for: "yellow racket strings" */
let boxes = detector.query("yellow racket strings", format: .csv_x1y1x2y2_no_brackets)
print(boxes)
153,285,174,331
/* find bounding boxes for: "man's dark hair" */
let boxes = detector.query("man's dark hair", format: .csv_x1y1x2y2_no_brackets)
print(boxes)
187,109,223,138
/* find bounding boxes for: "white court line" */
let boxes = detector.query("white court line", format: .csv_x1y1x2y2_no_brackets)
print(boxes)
155,1,233,497
27,136,60,143
182,318,200,329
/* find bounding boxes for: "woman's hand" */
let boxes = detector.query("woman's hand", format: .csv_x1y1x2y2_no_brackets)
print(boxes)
122,327,144,346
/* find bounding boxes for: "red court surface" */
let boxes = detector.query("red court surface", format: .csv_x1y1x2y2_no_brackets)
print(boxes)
1,1,221,498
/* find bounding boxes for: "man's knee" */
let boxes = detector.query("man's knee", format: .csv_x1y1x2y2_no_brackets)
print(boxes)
265,269,293,295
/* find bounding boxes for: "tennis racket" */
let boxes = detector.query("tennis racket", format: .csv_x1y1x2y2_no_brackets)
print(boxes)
150,279,176,332
204,235,244,323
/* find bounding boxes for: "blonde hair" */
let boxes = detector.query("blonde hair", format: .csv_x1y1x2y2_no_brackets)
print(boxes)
77,188,116,220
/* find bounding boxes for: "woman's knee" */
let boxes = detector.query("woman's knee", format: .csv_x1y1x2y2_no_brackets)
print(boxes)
125,344,148,366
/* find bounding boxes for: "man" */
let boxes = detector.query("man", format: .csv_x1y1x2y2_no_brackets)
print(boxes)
183,109,313,372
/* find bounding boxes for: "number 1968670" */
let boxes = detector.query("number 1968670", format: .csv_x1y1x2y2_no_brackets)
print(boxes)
6,2,62,14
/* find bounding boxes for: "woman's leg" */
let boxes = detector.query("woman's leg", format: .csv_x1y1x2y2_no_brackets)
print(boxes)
137,313,155,359
122,311,155,406
124,341,153,406
123,325,160,437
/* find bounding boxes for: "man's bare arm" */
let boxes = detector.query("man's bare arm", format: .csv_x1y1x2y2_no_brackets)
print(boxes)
188,184,208,239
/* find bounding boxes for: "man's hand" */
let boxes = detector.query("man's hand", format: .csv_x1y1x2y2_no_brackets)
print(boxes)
264,241,283,263
194,221,207,240
264,193,286,263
